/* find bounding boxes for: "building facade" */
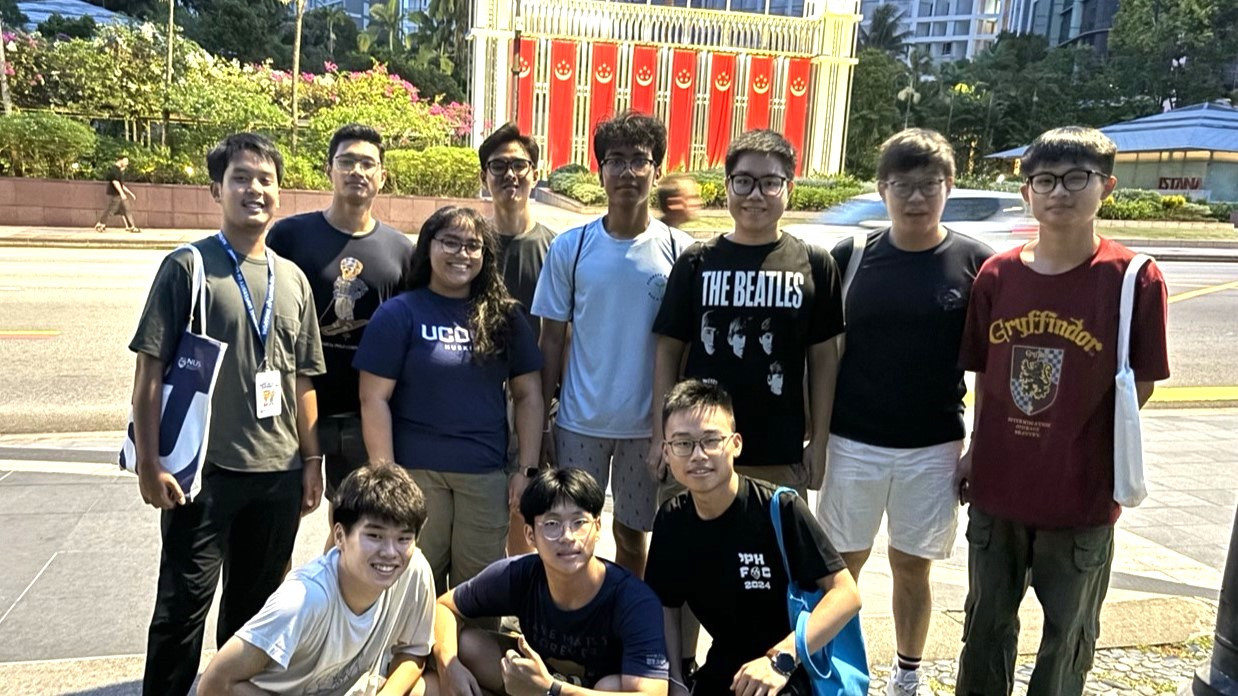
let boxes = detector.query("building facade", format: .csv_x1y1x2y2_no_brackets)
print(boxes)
858,0,1004,62
305,0,430,32
1005,0,1119,54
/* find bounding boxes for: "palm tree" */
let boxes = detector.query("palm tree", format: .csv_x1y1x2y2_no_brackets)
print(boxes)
317,4,351,57
358,0,405,53
860,4,911,58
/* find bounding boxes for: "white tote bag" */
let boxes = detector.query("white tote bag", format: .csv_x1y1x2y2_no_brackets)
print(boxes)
1113,253,1151,508
119,245,228,502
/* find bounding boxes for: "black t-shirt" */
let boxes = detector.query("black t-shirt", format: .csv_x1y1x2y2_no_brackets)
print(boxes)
653,234,844,467
497,223,556,342
831,229,994,447
267,212,413,416
105,166,124,195
646,476,846,686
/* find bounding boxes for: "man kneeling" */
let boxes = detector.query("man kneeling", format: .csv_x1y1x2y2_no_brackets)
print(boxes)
200,464,436,695
434,468,670,695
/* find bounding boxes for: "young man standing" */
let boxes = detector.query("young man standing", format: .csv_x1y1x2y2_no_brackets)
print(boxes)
434,469,670,695
129,133,326,696
200,464,436,696
646,379,861,696
814,129,993,696
955,127,1169,696
532,111,694,576
477,122,557,556
268,123,413,547
652,130,844,494
95,154,139,233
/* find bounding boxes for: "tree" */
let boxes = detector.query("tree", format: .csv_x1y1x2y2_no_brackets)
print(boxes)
845,48,906,176
1109,0,1227,108
37,14,98,40
357,0,406,53
180,0,287,64
309,5,354,58
1,0,26,26
84,1,161,20
860,4,910,58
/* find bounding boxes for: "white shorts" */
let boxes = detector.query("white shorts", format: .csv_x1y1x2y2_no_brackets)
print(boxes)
816,435,963,560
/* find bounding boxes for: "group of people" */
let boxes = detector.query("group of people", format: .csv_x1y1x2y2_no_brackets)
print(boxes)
126,110,1168,696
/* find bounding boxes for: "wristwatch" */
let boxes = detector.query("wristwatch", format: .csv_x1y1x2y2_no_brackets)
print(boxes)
767,648,796,677
524,467,541,478
545,680,563,696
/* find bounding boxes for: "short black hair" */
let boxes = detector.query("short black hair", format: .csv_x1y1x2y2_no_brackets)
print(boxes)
725,129,796,179
327,123,385,165
656,173,698,212
1020,126,1117,176
877,128,955,180
593,111,666,168
206,132,284,184
478,122,540,170
662,378,737,431
519,468,605,526
333,463,428,536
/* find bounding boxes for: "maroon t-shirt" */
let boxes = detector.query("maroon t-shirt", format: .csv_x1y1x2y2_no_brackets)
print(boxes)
959,238,1169,528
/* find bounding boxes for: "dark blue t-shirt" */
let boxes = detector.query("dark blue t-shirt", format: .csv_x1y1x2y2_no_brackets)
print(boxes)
453,555,669,685
352,288,542,473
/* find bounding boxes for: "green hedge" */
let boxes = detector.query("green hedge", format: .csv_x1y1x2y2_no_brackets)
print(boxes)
384,146,479,198
1099,189,1225,222
0,112,97,178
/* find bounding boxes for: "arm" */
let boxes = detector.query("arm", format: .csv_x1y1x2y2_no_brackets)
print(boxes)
123,184,137,199
198,637,276,696
803,337,842,490
660,607,689,696
508,370,545,508
957,376,984,503
502,635,668,696
435,592,483,696
648,336,687,481
379,654,427,696
359,371,398,465
296,375,323,516
538,319,568,467
1136,381,1155,408
132,352,185,508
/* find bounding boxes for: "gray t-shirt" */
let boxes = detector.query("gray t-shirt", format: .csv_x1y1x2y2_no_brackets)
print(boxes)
129,236,326,472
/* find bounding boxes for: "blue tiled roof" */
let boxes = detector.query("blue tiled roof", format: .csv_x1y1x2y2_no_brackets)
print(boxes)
17,0,129,30
987,101,1238,158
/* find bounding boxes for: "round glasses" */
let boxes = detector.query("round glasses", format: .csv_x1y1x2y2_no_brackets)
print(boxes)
601,157,656,176
728,175,788,197
1026,169,1107,194
664,433,735,457
883,178,945,199
434,236,484,257
485,158,533,177
536,516,597,541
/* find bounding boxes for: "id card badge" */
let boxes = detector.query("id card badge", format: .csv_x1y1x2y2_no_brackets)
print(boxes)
255,370,282,419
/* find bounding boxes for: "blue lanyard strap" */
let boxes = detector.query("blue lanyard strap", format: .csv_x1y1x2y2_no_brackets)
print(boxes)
215,232,275,359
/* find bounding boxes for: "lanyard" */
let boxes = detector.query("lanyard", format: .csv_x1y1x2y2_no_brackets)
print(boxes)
215,232,275,360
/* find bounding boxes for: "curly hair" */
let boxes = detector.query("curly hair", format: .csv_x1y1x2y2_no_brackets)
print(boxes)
404,206,519,360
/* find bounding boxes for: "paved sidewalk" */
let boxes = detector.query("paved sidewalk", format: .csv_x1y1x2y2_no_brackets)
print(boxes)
0,408,1231,694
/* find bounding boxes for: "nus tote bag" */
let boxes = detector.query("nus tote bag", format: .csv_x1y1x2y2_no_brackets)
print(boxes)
770,487,869,696
119,244,228,502
1113,254,1152,508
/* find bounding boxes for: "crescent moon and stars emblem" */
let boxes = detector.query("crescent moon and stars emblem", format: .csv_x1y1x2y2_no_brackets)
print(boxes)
714,72,731,92
554,60,574,81
789,77,808,97
517,57,531,79
595,63,614,84
752,74,770,95
674,68,693,90
635,66,654,87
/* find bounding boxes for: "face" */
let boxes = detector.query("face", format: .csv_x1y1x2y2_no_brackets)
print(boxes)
599,144,661,209
663,406,742,496
878,165,952,234
768,370,784,395
760,331,773,354
334,516,416,592
727,153,791,235
427,223,484,298
665,183,703,223
1021,161,1116,229
328,139,386,204
729,327,746,357
481,141,539,210
701,324,717,355
526,501,601,575
117,157,129,170
211,149,280,233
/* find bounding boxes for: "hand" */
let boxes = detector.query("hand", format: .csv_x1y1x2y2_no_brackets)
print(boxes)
802,439,828,491
956,449,973,505
137,463,186,509
646,439,667,484
442,659,483,696
301,460,324,516
731,655,790,696
508,471,530,510
500,635,554,696
541,429,557,468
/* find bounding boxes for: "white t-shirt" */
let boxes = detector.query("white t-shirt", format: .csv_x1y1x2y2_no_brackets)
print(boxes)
531,217,694,438
236,547,436,696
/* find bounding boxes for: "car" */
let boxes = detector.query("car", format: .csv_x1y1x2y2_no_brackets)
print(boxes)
784,189,1037,251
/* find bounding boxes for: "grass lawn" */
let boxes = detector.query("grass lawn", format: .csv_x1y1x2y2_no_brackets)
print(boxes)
1098,222,1238,241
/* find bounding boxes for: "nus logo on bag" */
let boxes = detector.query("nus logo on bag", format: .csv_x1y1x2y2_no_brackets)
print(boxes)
420,324,473,352
177,356,203,370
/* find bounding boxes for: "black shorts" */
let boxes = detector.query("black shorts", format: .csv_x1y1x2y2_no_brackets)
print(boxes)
319,414,369,498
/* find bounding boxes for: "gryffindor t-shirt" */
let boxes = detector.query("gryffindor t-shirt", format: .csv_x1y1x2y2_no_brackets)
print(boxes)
959,238,1169,528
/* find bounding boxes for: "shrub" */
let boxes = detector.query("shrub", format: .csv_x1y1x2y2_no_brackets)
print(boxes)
788,183,863,211
384,146,478,197
954,174,1021,193
0,112,97,178
1207,201,1237,223
278,150,330,191
1099,197,1161,220
566,181,607,206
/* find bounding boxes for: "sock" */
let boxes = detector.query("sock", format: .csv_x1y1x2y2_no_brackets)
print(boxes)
895,652,922,673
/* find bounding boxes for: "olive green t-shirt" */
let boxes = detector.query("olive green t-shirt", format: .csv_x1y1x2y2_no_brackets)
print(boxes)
129,236,326,472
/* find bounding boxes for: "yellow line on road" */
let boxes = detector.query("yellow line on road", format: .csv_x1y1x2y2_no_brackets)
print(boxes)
0,329,60,339
1169,280,1238,304
962,385,1238,406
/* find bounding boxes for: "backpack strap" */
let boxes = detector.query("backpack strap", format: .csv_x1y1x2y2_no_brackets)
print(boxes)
840,230,867,307
567,225,587,322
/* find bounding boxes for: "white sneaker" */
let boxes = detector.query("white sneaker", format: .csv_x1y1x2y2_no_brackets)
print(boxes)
885,664,927,696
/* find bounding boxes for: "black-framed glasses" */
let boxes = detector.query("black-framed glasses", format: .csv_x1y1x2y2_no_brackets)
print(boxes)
664,433,735,457
883,178,945,199
728,175,788,197
485,158,533,177
332,156,381,175
434,236,484,256
601,157,655,176
1026,169,1107,194
536,516,597,541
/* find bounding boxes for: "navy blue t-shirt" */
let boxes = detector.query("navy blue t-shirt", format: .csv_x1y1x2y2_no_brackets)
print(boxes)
352,288,542,473
453,555,670,685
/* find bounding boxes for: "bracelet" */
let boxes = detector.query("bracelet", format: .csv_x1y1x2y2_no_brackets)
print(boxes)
304,455,324,462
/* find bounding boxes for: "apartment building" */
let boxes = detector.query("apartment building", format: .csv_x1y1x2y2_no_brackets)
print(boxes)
859,0,1004,62
1005,0,1119,54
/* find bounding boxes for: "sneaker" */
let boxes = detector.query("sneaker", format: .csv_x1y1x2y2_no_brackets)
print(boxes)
126,226,142,234
885,664,928,696
94,223,105,233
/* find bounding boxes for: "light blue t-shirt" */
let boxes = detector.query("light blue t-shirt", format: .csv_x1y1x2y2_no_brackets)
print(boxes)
532,217,694,438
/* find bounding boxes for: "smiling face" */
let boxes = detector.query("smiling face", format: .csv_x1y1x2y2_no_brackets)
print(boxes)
481,140,539,213
726,152,791,238
211,149,280,234
526,501,601,576
663,405,741,497
427,223,484,298
334,516,416,593
328,139,386,207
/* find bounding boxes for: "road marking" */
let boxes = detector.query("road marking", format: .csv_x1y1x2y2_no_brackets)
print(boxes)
1148,386,1238,402
0,552,58,630
0,330,60,339
1169,280,1238,304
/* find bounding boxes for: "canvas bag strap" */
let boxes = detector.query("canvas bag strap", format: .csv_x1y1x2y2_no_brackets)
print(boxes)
768,486,798,579
1117,254,1150,371
174,244,207,337
840,231,867,307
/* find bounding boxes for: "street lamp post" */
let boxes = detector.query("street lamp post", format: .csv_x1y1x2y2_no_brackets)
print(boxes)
1191,506,1238,695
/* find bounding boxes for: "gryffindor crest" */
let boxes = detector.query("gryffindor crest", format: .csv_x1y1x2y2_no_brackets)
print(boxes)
1010,345,1063,415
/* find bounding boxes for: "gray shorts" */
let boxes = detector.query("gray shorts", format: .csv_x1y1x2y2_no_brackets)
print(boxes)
554,424,658,531
319,415,369,497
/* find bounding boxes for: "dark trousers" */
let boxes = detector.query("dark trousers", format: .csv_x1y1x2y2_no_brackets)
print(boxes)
142,464,303,696
97,196,134,228
956,507,1114,696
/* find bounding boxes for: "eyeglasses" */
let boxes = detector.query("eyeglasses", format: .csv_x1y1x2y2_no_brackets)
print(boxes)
434,236,484,256
485,158,533,177
728,175,788,197
664,433,735,457
536,516,597,541
601,157,656,176
332,156,381,175
1026,169,1107,194
883,178,945,199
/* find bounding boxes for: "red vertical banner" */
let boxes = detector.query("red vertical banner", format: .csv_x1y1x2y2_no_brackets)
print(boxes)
706,53,736,167
630,45,659,115
667,49,698,172
783,57,812,176
745,55,774,131
514,39,536,134
588,42,619,172
547,39,578,171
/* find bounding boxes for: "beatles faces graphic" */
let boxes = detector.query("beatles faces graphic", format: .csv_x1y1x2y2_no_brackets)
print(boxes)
699,313,783,395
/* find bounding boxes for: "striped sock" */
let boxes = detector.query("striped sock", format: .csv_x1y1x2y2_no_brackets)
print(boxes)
896,652,922,673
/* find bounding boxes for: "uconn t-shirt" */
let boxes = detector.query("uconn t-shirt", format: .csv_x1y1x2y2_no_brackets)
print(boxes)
353,288,542,473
